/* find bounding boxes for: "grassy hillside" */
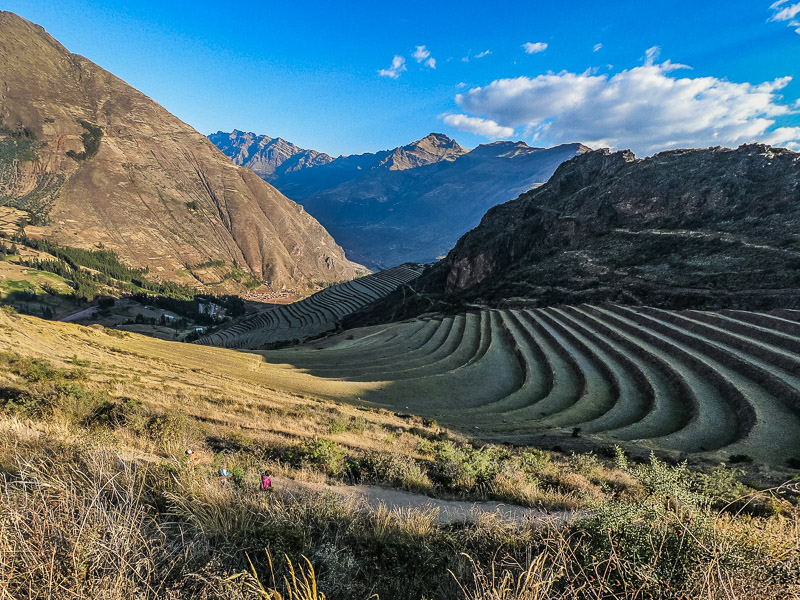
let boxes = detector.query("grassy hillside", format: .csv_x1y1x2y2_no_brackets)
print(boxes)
1,308,798,599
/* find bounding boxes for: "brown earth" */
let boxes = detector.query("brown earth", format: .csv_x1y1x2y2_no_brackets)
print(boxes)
0,11,361,292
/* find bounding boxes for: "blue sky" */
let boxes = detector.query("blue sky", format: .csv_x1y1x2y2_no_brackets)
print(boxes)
5,0,800,155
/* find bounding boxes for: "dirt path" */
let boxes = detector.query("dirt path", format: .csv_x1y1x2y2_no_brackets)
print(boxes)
60,305,97,322
275,477,575,526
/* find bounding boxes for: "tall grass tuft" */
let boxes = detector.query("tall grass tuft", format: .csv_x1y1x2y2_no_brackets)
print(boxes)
229,551,326,600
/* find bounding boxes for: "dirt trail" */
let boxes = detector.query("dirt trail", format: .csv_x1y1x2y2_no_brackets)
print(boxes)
275,477,576,526
60,305,97,322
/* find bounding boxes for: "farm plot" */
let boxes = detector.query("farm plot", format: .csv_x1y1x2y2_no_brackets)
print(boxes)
263,304,800,466
196,264,423,348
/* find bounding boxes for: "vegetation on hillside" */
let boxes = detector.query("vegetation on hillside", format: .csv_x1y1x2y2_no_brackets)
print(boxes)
65,119,103,161
0,310,798,599
0,233,247,329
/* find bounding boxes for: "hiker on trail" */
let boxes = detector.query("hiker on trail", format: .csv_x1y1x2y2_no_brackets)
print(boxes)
260,471,272,491
185,449,199,467
219,467,230,486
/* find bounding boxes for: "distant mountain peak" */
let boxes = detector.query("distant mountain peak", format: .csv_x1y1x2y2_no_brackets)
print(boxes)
381,132,467,170
208,130,333,181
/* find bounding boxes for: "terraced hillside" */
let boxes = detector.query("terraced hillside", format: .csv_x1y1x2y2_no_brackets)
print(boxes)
265,304,800,467
198,264,424,348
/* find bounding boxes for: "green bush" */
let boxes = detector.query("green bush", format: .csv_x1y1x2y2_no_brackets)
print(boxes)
146,410,189,451
357,450,432,492
328,419,347,434
572,451,729,594
428,441,507,490
291,439,347,478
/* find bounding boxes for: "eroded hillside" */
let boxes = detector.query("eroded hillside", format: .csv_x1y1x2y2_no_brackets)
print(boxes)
420,144,800,309
0,11,361,292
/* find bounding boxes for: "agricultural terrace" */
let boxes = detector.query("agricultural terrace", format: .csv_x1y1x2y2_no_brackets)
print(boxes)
197,264,424,348
263,305,800,469
1,305,799,599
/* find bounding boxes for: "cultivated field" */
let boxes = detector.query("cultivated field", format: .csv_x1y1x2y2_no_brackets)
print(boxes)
197,264,424,348
3,299,800,468
2,303,799,599
264,305,800,468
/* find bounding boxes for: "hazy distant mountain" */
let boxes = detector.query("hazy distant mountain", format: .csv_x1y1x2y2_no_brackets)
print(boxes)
208,130,334,182
0,11,361,291
211,132,588,269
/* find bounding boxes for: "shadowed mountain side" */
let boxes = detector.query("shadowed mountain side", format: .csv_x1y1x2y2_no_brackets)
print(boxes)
348,144,800,326
0,11,360,291
217,134,588,269
430,145,800,307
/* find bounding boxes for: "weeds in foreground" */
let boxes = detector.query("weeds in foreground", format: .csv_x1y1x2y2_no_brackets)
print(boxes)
229,552,326,600
1,427,798,600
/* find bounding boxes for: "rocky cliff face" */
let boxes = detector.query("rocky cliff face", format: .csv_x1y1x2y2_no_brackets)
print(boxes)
0,12,361,291
208,130,334,182
428,144,800,309
211,131,587,269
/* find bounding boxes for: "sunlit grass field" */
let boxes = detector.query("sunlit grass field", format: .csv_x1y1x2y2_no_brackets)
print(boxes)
1,307,799,599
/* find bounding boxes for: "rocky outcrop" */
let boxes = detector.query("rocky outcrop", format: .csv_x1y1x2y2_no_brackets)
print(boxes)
427,144,800,309
0,11,361,291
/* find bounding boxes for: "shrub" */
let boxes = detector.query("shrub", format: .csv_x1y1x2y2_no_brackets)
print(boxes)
83,397,145,430
429,441,506,491
573,452,721,593
358,450,432,492
327,419,347,434
347,416,368,434
291,439,347,478
146,410,189,452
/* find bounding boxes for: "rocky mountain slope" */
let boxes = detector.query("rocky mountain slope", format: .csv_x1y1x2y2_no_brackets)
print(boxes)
420,144,800,309
207,130,334,182
0,11,360,291
212,131,587,268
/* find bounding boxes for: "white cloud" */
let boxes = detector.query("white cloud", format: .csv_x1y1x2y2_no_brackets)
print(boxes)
378,55,407,79
453,50,800,154
769,1,800,33
412,45,431,62
441,114,514,138
771,1,800,21
475,49,492,58
522,42,548,54
412,46,436,69
456,82,467,89
593,43,603,52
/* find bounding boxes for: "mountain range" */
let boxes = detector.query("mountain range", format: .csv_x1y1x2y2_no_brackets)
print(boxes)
0,11,360,292
211,130,590,269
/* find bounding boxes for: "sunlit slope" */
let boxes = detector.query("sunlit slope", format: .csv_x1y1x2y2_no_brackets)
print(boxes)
3,302,799,466
197,264,424,348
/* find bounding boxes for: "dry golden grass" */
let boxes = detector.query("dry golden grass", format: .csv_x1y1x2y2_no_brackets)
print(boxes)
2,309,799,600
